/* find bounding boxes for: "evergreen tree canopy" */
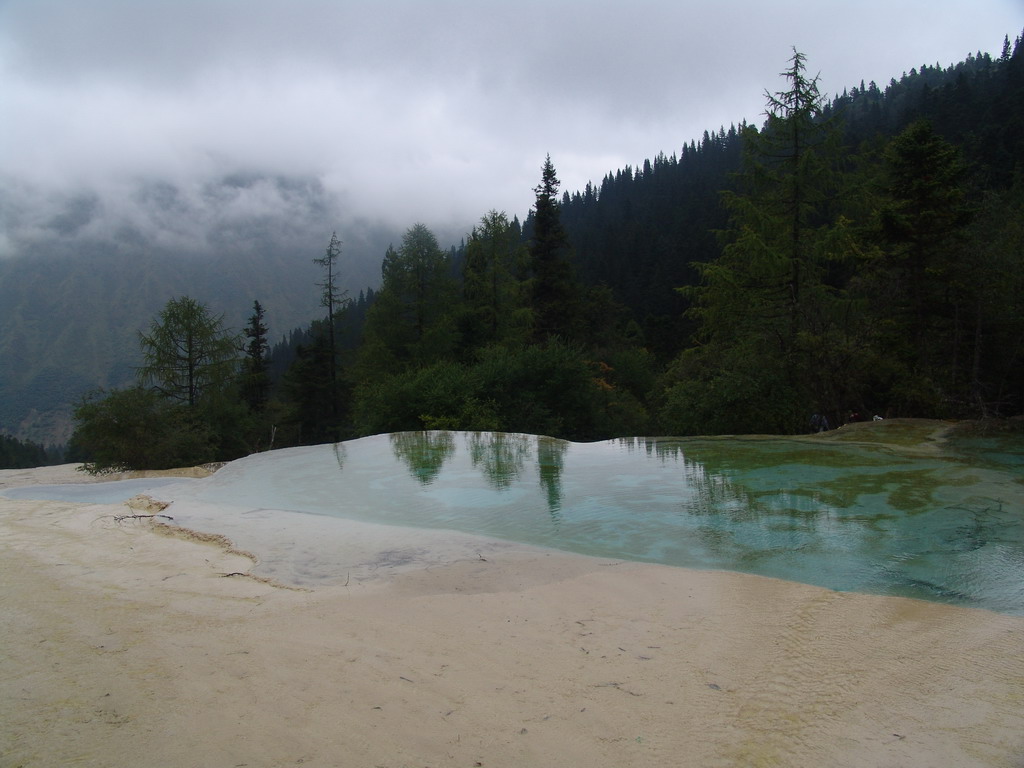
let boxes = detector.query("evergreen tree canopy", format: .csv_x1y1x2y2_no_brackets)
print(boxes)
461,209,530,350
137,296,239,408
241,300,270,412
864,119,978,413
359,223,458,375
311,232,350,431
0,433,56,468
671,50,863,433
528,155,580,341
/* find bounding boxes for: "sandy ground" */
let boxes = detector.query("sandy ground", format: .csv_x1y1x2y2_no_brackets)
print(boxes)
2,464,1023,768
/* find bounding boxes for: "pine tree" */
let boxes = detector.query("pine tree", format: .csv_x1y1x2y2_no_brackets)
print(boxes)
241,300,270,411
876,120,972,330
528,155,579,341
282,328,342,444
312,232,348,427
867,119,974,413
461,209,529,350
673,50,860,432
359,223,458,375
137,296,238,408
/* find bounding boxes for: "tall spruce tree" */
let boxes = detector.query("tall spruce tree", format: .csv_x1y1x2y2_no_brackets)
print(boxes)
359,223,458,375
241,300,270,412
528,155,579,341
282,326,342,444
461,209,529,351
876,120,972,333
867,120,975,413
669,50,860,433
709,49,842,361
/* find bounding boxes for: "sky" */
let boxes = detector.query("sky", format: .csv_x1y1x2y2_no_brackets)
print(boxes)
1,0,1022,259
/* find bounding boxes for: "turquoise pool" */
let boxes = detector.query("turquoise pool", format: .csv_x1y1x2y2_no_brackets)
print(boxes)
153,423,1024,613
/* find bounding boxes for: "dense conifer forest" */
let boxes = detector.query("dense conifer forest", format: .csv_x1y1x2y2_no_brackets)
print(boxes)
0,434,62,469
66,37,1024,471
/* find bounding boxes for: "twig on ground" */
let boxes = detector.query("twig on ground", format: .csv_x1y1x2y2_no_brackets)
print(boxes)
114,513,174,522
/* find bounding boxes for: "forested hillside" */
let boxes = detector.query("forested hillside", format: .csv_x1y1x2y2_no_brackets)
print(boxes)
553,41,1024,353
45,35,1024,466
284,38,1024,440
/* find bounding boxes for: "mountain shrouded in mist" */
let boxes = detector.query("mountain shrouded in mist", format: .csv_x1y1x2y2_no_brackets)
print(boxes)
0,171,397,444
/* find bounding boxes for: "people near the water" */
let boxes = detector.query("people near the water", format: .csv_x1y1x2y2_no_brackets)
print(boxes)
810,413,830,433
811,410,883,432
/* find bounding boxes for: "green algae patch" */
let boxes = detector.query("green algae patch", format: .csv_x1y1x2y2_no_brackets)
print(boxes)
815,418,958,452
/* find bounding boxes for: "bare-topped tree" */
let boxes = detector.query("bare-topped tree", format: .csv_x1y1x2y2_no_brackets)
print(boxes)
313,232,349,430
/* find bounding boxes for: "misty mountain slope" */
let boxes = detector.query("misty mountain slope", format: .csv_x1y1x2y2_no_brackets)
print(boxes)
0,171,402,444
0,245,365,444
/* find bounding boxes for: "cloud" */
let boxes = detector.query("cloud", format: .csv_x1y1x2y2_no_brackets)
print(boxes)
1,0,1020,262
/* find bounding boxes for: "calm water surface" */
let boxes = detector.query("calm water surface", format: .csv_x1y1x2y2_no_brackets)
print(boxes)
2,477,188,504
8,423,1022,613
162,424,1024,614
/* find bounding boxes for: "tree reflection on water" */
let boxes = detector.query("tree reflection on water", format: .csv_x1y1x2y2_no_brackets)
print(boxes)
389,430,456,485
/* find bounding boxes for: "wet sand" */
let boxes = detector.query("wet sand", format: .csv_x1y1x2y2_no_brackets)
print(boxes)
2,464,1023,767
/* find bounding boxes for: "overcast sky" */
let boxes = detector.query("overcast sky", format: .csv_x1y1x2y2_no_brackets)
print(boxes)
1,0,1022,257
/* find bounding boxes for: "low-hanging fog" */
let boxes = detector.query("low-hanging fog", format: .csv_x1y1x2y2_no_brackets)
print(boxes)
3,0,1018,267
